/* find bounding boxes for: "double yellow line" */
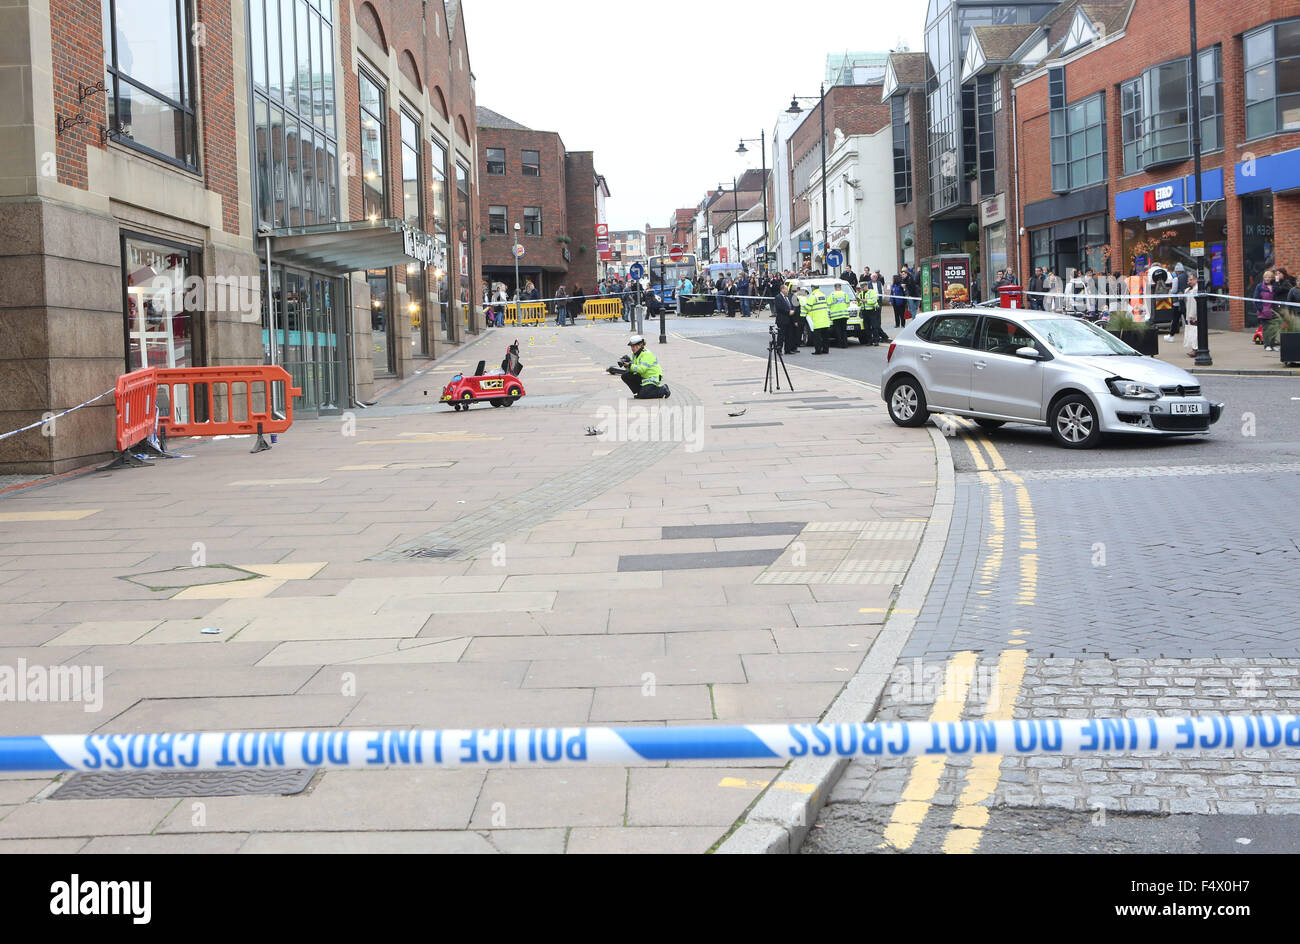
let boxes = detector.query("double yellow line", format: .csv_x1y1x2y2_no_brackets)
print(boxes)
877,415,1035,854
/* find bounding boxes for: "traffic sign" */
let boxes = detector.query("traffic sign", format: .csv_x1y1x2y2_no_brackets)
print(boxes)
669,246,683,262
513,243,525,258
1190,241,1205,257
629,262,644,280
826,249,843,268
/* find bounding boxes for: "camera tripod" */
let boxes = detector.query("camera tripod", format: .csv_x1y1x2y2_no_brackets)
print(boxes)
764,325,794,393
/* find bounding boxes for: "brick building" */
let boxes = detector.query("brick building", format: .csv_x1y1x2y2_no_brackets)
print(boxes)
1,0,482,473
786,80,893,270
1012,0,1300,329
477,107,605,299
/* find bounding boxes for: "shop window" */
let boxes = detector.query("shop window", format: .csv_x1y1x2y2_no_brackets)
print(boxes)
1052,92,1105,192
486,147,506,175
522,150,540,176
103,0,198,168
489,205,507,235
524,206,542,236
1245,19,1300,139
123,235,200,371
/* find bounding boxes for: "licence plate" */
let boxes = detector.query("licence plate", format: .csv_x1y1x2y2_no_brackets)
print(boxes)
1171,402,1205,414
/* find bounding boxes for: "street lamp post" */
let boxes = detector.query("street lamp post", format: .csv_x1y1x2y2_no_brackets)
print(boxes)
788,84,829,273
1189,0,1213,366
737,131,769,274
512,221,521,323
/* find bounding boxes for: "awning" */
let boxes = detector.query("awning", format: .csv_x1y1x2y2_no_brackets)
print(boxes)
264,218,444,275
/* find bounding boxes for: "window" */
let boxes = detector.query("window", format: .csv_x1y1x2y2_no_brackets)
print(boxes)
1144,58,1192,166
892,97,912,205
918,315,978,347
1244,20,1300,139
1120,78,1142,174
103,0,198,167
486,147,506,174
122,234,200,370
976,76,997,197
1198,46,1223,151
401,108,422,226
430,136,450,335
1052,92,1105,192
523,206,542,236
358,71,386,220
248,0,339,227
977,317,1037,355
489,205,507,234
522,149,540,176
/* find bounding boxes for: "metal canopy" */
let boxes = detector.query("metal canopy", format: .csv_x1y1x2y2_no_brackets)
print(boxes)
266,218,439,275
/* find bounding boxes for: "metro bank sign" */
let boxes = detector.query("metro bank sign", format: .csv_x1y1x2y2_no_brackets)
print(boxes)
1143,184,1176,214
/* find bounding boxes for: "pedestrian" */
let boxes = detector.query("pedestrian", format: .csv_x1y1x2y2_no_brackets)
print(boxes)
890,274,908,327
1028,266,1045,310
1183,271,1200,358
554,283,568,326
1044,268,1063,312
1167,262,1189,339
773,280,800,354
1255,269,1277,348
902,266,920,319
738,272,752,317
568,284,584,326
842,264,858,290
714,275,726,314
856,279,880,345
828,281,851,347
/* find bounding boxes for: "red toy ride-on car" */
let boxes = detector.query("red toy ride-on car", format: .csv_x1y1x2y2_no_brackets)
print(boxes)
441,340,526,410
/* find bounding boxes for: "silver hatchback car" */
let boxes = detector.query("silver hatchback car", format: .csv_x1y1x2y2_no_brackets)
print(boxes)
880,308,1224,448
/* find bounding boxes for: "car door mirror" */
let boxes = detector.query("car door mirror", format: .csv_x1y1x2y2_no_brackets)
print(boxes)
1015,346,1042,360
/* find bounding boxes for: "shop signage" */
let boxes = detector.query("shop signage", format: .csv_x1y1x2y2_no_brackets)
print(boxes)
1143,184,1178,214
1144,212,1194,232
798,238,812,253
979,193,1006,227
402,227,435,265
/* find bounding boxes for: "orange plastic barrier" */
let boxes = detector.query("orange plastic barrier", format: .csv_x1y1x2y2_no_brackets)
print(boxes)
114,368,160,451
153,366,302,438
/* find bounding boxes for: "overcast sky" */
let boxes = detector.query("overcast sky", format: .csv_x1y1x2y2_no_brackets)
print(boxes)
462,0,928,232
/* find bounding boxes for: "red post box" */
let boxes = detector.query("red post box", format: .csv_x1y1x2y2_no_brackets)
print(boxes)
999,284,1024,309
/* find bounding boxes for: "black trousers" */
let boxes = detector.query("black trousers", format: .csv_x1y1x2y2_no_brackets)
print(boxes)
787,319,802,352
893,303,908,327
813,326,830,353
832,318,848,347
621,373,670,399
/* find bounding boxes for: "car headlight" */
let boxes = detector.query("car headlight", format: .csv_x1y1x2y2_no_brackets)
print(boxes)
1107,378,1161,400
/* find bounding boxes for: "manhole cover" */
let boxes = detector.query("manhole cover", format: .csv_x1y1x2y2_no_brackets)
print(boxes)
50,769,314,799
406,547,458,559
122,565,258,590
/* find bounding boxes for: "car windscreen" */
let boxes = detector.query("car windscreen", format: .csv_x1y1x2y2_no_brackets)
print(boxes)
1033,318,1139,355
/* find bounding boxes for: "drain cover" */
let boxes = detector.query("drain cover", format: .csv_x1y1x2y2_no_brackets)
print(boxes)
50,769,314,800
407,546,458,559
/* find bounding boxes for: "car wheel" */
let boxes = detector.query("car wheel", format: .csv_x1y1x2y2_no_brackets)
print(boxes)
490,399,504,407
974,418,1005,430
460,391,474,409
1049,394,1101,448
886,378,929,428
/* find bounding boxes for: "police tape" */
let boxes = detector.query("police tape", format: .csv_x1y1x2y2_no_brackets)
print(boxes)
0,388,114,443
5,716,1298,772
